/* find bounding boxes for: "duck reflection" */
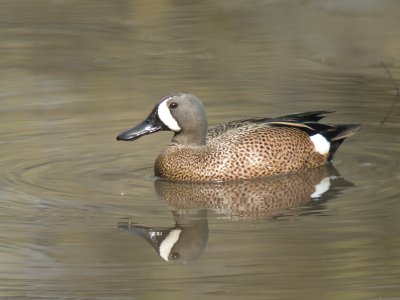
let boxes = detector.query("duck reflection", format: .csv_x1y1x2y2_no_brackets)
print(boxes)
119,164,353,263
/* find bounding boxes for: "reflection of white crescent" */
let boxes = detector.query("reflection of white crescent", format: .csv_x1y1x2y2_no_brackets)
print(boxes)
159,229,182,261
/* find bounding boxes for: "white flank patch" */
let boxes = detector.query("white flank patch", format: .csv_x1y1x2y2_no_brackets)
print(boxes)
310,134,330,155
311,177,331,198
157,99,181,131
159,229,182,262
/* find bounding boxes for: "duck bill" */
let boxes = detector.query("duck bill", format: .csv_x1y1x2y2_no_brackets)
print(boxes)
116,108,167,141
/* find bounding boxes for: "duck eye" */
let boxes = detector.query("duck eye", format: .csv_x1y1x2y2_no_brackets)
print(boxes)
169,102,178,109
171,252,180,260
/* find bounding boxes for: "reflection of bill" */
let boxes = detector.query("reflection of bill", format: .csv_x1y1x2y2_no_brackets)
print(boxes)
119,164,353,263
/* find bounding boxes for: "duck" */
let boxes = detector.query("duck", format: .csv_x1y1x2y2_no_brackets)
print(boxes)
116,93,360,182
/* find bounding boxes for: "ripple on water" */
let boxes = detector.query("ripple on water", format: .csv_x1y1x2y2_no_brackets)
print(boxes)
2,150,152,200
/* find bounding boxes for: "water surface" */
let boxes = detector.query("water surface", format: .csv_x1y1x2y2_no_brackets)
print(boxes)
1,1,400,299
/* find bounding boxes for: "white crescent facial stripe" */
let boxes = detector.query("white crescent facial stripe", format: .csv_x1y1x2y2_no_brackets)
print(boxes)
159,229,182,262
310,134,330,155
311,177,331,198
157,99,181,131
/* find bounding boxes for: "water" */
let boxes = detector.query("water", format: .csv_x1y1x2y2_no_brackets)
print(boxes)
1,1,400,299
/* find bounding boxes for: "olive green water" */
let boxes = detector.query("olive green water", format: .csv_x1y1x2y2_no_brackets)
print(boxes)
1,1,400,299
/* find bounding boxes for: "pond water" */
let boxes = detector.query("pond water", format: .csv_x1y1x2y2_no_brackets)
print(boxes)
1,1,400,299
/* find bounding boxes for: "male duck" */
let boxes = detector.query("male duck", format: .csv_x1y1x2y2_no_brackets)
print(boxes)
117,93,360,182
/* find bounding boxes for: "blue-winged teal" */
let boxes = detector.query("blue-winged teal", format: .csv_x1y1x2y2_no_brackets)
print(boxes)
117,93,360,182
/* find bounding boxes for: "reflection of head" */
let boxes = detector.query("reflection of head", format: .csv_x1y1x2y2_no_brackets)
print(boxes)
119,211,208,264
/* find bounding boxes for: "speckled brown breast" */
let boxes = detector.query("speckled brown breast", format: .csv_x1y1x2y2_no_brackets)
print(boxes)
154,126,328,182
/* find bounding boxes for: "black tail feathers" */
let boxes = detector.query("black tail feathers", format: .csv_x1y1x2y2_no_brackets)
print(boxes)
324,124,361,161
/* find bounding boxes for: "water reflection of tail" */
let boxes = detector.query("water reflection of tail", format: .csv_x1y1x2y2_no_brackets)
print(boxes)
119,164,353,263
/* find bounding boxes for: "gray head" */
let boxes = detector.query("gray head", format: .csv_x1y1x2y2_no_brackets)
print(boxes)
116,93,208,146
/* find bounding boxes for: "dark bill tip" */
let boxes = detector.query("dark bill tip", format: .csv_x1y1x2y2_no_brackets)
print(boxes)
116,108,168,141
116,122,161,141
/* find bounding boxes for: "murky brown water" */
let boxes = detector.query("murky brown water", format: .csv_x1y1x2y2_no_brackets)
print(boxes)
1,1,400,299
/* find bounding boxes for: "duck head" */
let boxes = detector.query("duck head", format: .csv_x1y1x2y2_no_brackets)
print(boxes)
116,93,208,146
